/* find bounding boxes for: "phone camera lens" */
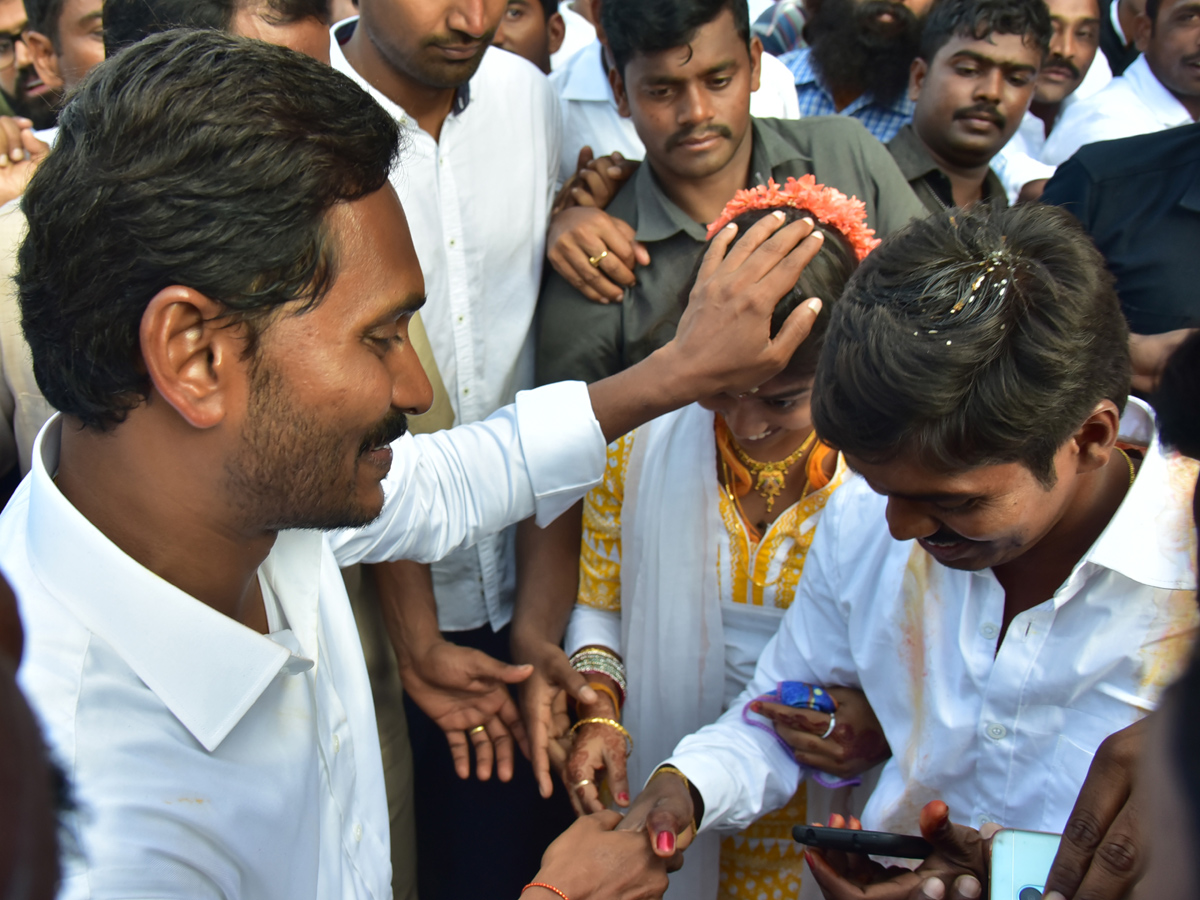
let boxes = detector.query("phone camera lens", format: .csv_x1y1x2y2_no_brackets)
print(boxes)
1018,889,1043,900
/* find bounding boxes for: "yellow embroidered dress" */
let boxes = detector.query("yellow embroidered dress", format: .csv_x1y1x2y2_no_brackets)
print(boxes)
565,411,847,900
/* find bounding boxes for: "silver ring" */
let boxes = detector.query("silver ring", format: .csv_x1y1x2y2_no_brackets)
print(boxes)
820,713,836,740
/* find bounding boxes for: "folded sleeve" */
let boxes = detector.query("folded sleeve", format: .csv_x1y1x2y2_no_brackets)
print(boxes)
328,380,606,567
663,483,860,833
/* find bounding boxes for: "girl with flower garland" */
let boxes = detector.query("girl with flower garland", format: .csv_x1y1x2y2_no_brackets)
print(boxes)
559,178,891,900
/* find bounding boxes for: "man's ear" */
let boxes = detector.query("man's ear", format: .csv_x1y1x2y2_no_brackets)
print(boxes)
609,64,631,117
22,31,63,92
749,35,764,93
547,11,566,57
908,56,928,103
139,286,248,430
1072,399,1122,475
1132,11,1153,51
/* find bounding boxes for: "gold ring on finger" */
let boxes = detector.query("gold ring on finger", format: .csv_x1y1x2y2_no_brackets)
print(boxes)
587,250,609,268
469,725,487,736
572,779,591,791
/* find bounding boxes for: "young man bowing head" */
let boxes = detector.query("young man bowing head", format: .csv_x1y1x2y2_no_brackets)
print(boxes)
615,204,1197,900
5,29,825,900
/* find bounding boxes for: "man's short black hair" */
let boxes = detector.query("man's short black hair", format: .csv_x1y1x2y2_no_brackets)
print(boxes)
533,0,560,19
602,0,750,74
812,204,1131,486
18,28,400,430
23,0,67,41
1155,330,1200,459
104,0,331,54
918,0,1051,61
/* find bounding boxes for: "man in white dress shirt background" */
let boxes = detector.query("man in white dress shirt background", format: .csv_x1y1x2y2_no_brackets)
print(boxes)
1041,0,1200,162
491,0,565,74
614,204,1197,900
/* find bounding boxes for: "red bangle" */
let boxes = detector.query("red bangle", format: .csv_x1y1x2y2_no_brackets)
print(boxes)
523,883,570,900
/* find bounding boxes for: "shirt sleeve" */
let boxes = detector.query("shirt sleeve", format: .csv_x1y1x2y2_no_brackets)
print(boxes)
1040,156,1096,231
663,481,860,833
328,380,606,567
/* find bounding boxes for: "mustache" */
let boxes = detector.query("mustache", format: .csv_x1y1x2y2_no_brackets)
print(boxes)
921,526,973,546
421,29,495,51
358,410,409,456
954,102,1006,129
1041,54,1081,80
666,123,733,151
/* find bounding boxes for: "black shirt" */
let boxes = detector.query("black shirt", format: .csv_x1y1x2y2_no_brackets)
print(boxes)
887,124,1008,216
1042,122,1200,335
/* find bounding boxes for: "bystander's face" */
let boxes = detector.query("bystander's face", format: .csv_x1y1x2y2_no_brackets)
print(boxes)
233,4,332,64
491,0,564,73
698,372,816,459
846,416,1109,571
223,187,433,530
1036,0,1101,106
359,0,506,89
24,0,103,94
1137,0,1200,117
910,32,1041,169
0,0,25,98
611,9,759,182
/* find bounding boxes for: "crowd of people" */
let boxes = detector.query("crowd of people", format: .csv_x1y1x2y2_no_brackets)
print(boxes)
0,0,1195,899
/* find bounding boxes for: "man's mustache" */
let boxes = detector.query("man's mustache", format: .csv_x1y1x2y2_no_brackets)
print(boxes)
1041,54,1081,80
666,123,733,151
954,102,1006,130
922,526,974,546
358,410,409,455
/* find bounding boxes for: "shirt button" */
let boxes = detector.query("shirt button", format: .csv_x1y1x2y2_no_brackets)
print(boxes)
353,823,363,843
462,388,469,395
332,734,340,754
986,723,1007,740
449,238,456,247
980,622,999,640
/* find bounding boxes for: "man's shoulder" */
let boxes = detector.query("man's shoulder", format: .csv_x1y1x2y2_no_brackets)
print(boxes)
761,114,882,154
1063,122,1200,184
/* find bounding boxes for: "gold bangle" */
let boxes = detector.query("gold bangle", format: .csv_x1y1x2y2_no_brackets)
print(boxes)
650,765,698,834
569,717,633,756
586,681,622,714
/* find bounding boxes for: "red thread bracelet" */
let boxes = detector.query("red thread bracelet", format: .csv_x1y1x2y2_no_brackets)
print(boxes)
523,883,570,900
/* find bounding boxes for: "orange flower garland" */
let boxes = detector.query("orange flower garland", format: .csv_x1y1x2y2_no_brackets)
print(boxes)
705,175,881,261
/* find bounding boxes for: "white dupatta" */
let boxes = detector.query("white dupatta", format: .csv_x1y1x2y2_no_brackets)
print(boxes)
620,403,727,900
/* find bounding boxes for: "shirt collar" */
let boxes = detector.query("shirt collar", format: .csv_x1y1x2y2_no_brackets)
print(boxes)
634,120,807,243
1124,54,1195,128
887,124,1005,205
25,416,317,753
330,18,471,125
556,40,613,104
1084,397,1198,592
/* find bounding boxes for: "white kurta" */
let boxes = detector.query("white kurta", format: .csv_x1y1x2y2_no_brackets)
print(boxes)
8,382,605,900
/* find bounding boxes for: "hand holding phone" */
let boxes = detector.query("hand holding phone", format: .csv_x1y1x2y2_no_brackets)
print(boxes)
793,824,933,859
990,829,1062,900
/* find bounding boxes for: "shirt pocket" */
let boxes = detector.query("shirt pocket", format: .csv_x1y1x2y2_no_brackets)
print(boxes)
1039,733,1095,831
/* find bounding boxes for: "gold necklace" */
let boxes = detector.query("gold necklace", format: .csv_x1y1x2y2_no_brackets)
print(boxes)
1117,448,1136,486
729,430,817,513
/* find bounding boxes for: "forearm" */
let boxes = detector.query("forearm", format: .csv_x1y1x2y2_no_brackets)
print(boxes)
587,344,698,444
511,504,585,663
374,559,443,670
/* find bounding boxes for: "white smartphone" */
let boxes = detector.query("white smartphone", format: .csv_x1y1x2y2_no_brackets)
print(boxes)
989,829,1062,900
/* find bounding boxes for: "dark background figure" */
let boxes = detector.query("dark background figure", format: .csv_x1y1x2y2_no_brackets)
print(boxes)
1098,0,1141,74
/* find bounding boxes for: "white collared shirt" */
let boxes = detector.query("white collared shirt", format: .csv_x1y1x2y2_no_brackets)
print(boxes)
331,25,562,632
992,53,1112,201
667,400,1199,837
550,5,597,71
549,40,802,184
1042,54,1196,165
8,382,604,900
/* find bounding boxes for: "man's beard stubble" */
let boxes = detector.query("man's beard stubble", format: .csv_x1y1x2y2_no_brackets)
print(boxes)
807,0,924,108
224,358,409,534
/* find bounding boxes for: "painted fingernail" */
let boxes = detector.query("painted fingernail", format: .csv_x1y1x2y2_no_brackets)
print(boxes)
957,876,982,899
920,877,945,900
617,791,630,803
656,831,675,853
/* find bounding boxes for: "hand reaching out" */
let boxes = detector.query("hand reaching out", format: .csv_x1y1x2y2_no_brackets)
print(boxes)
752,686,891,779
528,810,670,900
563,679,629,815
515,639,597,799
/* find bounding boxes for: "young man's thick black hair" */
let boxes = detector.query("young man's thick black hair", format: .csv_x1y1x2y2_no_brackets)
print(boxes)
23,0,67,43
104,0,331,54
1155,329,1200,460
18,28,400,430
602,0,750,74
812,204,1131,486
918,0,1052,61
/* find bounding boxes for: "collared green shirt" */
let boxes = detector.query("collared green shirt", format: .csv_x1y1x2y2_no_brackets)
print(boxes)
887,124,1009,217
536,116,926,385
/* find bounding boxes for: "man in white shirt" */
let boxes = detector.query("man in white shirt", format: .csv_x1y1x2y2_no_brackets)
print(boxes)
550,0,801,184
492,0,566,74
330,1,582,894
1042,0,1200,163
615,204,1197,900
8,28,825,900
992,0,1112,201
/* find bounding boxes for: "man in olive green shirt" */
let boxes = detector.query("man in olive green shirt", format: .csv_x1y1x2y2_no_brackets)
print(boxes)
536,0,924,386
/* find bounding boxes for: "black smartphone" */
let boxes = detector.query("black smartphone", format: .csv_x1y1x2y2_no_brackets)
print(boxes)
792,824,933,859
